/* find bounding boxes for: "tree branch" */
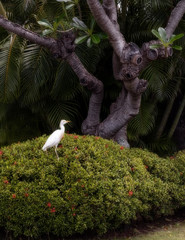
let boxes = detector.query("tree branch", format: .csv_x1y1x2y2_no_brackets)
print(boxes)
86,0,126,57
97,90,141,139
102,0,119,30
0,15,55,49
66,52,103,93
65,52,104,135
166,0,185,38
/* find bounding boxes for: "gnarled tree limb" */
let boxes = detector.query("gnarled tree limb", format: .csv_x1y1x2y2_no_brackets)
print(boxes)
166,0,185,38
0,15,55,49
87,0,126,57
102,0,120,30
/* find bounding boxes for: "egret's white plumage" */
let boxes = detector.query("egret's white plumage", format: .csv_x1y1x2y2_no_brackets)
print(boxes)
42,119,70,159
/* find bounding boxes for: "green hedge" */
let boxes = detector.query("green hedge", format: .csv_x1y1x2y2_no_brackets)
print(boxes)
0,134,185,238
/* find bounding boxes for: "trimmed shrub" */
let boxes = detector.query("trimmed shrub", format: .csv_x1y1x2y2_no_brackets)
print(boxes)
0,134,185,238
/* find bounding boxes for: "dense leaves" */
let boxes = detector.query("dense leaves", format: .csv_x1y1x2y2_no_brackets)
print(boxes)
0,135,185,238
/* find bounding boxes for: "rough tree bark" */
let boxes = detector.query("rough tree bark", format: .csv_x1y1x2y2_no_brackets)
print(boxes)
0,0,184,147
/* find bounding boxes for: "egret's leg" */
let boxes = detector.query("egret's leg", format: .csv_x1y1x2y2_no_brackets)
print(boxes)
55,146,59,160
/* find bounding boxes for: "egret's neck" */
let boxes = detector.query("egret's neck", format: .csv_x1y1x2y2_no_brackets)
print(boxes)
60,125,65,131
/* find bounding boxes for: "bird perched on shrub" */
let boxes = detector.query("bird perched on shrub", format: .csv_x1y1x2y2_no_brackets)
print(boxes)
42,120,70,159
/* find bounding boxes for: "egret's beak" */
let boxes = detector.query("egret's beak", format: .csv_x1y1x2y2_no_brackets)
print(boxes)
66,121,71,124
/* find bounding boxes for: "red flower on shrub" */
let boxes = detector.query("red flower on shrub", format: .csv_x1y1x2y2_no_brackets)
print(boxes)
50,207,56,213
180,172,183,176
120,146,124,150
58,145,63,148
24,193,29,198
105,144,108,148
3,180,9,184
73,213,76,216
81,184,85,188
0,150,3,155
145,165,148,169
74,136,78,140
95,136,100,140
128,191,133,196
72,205,75,210
12,194,16,199
47,202,52,208
131,167,134,172
74,147,78,151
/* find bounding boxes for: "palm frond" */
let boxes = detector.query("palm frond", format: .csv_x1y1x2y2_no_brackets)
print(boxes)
128,101,157,137
75,43,103,73
126,0,173,44
140,0,172,10
15,0,36,12
12,0,37,21
20,44,53,106
141,59,173,101
130,135,176,156
0,35,25,102
51,60,83,101
45,100,83,132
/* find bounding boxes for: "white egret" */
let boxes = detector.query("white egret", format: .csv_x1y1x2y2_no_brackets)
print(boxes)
42,119,70,159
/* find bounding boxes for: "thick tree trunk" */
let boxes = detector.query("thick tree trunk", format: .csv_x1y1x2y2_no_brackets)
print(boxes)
66,52,104,135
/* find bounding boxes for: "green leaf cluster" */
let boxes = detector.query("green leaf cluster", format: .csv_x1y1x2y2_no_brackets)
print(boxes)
72,17,107,48
150,27,184,50
0,135,185,238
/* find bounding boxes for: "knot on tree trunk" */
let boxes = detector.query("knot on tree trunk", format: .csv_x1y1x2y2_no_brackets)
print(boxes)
115,43,143,81
50,30,76,59
120,43,143,65
142,41,173,60
120,64,140,81
123,78,148,96
81,119,99,135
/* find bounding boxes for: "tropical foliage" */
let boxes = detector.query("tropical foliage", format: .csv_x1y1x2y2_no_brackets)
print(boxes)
150,27,184,51
122,0,185,154
0,0,185,155
0,0,106,145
